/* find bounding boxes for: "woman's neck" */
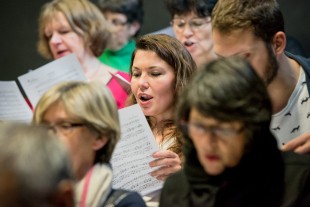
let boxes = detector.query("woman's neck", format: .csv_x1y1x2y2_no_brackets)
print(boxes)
80,54,101,74
150,115,174,144
80,54,116,84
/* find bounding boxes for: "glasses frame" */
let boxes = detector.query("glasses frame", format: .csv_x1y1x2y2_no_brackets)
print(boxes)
180,121,245,140
170,17,211,32
109,19,128,27
46,122,86,136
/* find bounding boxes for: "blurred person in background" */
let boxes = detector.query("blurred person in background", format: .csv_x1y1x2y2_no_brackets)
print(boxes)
165,0,217,69
97,0,144,73
37,0,130,108
0,122,74,207
33,81,146,207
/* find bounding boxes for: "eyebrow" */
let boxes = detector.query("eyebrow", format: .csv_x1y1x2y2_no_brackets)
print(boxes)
132,66,164,70
215,51,249,58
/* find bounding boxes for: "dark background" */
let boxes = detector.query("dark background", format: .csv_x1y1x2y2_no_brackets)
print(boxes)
0,0,309,81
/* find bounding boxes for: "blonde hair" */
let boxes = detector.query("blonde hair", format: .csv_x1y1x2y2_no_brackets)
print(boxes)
37,0,111,59
33,81,120,163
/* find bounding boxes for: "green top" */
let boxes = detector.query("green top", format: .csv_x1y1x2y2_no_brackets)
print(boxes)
99,40,136,73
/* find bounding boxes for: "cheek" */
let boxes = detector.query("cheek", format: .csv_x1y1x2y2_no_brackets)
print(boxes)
221,142,245,168
68,34,85,49
130,80,138,93
48,42,57,54
201,26,212,39
158,83,174,102
58,135,76,157
174,30,183,40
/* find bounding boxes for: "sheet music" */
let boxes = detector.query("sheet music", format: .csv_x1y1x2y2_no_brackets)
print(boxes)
18,54,87,108
111,104,163,196
0,81,32,123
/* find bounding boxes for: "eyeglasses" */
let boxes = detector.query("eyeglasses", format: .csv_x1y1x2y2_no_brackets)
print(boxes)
109,19,128,27
182,122,244,140
46,122,86,136
170,17,211,32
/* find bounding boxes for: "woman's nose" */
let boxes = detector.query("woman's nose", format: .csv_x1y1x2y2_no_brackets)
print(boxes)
138,76,150,90
50,32,62,45
183,23,194,37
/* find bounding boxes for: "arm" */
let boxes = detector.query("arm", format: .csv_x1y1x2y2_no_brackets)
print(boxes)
149,150,182,181
281,132,310,154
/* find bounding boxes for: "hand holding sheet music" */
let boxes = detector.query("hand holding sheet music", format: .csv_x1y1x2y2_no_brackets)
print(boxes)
111,104,163,196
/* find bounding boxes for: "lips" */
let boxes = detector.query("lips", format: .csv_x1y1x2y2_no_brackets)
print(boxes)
55,50,71,59
137,93,153,107
206,154,220,161
138,93,153,102
184,40,194,47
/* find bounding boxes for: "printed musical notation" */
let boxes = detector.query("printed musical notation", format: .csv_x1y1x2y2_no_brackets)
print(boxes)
111,104,163,196
0,81,33,122
0,54,87,122
18,54,86,108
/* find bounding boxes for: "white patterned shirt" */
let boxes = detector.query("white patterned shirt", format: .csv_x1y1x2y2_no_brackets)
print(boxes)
271,67,310,148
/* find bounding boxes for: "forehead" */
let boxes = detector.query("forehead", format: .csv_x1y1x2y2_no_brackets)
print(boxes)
174,11,200,19
133,50,167,66
189,107,243,128
131,50,176,75
212,28,263,57
44,12,70,30
103,11,127,20
42,101,70,121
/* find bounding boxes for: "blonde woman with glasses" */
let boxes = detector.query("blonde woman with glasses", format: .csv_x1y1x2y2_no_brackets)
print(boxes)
33,81,146,207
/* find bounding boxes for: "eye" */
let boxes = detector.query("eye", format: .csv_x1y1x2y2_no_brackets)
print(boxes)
177,22,185,28
60,122,73,130
131,71,141,78
172,19,185,28
191,20,204,27
59,30,70,35
192,123,206,133
151,72,161,77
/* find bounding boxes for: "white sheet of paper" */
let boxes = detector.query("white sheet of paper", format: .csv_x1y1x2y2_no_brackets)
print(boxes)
111,104,163,196
18,54,87,108
0,81,33,122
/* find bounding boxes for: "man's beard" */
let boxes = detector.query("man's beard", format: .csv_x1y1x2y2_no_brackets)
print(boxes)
264,44,279,85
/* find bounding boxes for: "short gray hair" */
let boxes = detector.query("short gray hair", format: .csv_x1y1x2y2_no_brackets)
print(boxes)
0,121,72,207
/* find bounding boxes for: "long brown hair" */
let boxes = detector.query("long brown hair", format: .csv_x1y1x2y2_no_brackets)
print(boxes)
127,34,197,159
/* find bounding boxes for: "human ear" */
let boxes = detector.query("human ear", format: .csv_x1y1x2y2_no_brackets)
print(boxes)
272,31,286,55
129,21,140,37
92,135,108,151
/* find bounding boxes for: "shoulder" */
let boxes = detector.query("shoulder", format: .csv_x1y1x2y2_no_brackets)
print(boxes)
164,169,187,188
283,151,310,166
160,170,189,207
111,190,146,207
286,52,310,68
282,151,310,206
282,151,310,185
282,151,310,183
161,170,188,199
